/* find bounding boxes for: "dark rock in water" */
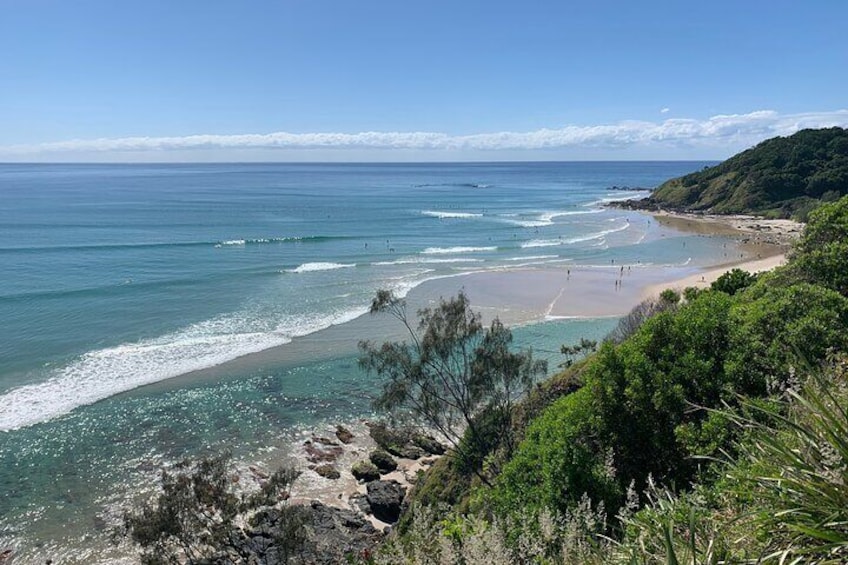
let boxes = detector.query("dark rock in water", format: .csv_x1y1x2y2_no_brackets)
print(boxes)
366,480,407,524
369,450,397,473
335,425,355,444
349,492,371,515
0,549,14,565
412,433,446,455
314,464,341,480
351,460,381,482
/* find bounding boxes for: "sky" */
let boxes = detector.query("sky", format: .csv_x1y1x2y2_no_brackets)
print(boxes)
1,0,847,162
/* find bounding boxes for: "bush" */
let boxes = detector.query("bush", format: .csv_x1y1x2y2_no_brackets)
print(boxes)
726,281,848,395
710,268,757,295
791,194,848,295
119,454,307,564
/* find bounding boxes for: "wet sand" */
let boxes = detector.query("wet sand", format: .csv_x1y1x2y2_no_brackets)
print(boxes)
203,210,802,531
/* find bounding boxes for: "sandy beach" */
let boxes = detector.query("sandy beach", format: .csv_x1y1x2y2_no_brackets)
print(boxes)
274,209,802,529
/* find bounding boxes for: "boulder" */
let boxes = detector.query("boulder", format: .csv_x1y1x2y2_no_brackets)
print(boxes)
366,480,407,524
412,434,446,455
369,450,397,473
335,425,355,444
351,460,381,482
304,440,343,464
249,502,381,564
349,492,371,515
314,464,341,480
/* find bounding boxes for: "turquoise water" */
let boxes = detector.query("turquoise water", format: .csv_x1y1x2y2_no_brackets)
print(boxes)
0,162,723,560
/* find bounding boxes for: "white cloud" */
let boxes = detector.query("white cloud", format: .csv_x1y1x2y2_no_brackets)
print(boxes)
2,109,847,160
660,107,670,113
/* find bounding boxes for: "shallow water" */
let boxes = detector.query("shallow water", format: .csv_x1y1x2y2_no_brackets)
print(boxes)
0,162,732,561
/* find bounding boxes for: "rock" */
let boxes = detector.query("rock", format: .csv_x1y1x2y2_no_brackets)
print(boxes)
249,465,270,479
412,433,447,455
247,502,381,564
397,444,426,459
304,440,344,464
351,460,381,482
0,549,13,565
366,480,407,524
369,450,397,473
368,422,411,454
313,436,340,446
349,492,371,515
314,464,341,480
335,425,355,444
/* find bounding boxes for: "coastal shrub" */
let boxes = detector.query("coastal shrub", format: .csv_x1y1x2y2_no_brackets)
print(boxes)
491,291,735,521
119,454,308,564
360,290,546,486
710,267,757,295
375,501,611,565
605,296,677,344
791,194,848,295
725,281,848,395
490,386,620,519
616,360,848,564
722,361,848,562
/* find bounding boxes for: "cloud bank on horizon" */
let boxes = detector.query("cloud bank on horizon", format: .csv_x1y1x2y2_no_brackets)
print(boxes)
3,109,847,161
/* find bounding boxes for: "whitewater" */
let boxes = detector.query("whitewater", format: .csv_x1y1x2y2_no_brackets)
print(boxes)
1,161,734,562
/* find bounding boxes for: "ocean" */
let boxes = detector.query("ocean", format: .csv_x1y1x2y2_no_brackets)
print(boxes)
0,161,725,561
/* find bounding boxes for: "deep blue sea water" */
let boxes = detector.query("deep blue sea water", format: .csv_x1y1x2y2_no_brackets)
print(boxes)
0,162,722,561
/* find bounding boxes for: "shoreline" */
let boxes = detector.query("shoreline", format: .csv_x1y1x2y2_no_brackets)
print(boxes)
1,209,804,563
125,208,802,397
268,209,803,533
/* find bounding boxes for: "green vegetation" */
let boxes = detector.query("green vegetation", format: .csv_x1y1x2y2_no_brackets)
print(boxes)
359,290,546,485
638,127,848,218
366,195,848,564
119,454,308,564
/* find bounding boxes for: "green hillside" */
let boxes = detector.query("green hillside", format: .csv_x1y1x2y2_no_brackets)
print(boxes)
638,127,848,218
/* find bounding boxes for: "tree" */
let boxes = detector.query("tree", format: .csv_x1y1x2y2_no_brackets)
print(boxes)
792,194,848,296
710,268,757,295
119,453,308,564
359,291,546,483
560,338,597,368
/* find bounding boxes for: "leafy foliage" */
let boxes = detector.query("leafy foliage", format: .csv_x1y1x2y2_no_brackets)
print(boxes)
709,267,757,295
791,193,848,296
119,454,308,564
381,195,848,563
360,291,546,484
641,127,848,217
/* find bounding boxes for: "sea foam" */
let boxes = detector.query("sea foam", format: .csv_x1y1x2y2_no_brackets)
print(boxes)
421,210,484,219
421,246,497,255
286,262,356,273
0,305,373,432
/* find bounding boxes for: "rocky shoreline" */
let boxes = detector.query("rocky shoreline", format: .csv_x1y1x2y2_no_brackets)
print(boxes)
250,421,447,563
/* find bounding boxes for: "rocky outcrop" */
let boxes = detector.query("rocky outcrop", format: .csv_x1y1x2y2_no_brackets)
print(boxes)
366,480,407,524
335,425,355,444
351,460,381,482
313,464,341,480
247,501,382,564
369,450,397,473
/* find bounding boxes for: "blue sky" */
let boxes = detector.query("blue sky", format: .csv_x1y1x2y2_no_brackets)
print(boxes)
1,0,847,161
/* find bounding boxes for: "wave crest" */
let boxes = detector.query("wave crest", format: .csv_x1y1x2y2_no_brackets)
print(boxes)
285,262,356,273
